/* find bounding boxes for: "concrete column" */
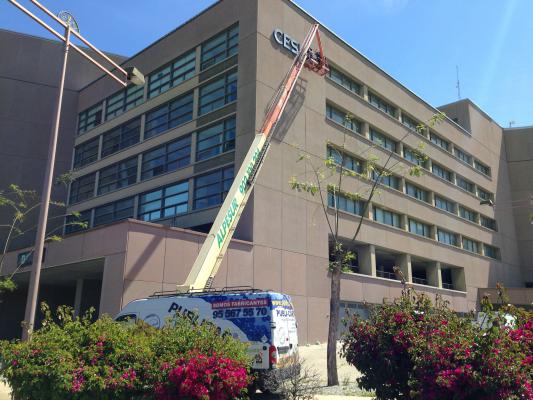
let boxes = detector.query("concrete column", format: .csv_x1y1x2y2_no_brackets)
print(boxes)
427,261,442,288
139,114,147,141
449,143,455,155
362,85,369,102
365,201,373,219
398,177,406,193
458,234,463,249
97,135,104,160
359,244,376,277
395,253,412,283
452,268,466,292
93,171,99,197
398,142,404,157
396,108,402,122
361,121,370,140
74,278,84,317
136,154,143,182
430,225,438,241
190,131,198,163
401,214,409,231
450,172,457,185
426,158,432,173
428,191,435,206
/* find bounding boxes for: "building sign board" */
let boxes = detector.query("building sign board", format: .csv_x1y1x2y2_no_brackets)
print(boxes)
273,28,300,55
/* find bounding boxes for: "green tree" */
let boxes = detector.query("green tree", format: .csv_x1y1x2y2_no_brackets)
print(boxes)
289,112,445,386
0,184,87,295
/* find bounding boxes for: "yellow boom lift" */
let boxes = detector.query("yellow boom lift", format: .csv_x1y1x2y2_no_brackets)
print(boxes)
177,24,328,292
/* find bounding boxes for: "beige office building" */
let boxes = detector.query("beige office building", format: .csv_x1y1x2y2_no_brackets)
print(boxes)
1,0,532,341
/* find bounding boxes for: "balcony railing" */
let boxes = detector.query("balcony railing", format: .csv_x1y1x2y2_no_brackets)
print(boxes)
377,270,398,280
442,282,454,290
412,277,428,285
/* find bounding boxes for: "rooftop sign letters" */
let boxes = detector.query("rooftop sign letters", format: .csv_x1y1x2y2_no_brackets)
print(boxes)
273,28,300,55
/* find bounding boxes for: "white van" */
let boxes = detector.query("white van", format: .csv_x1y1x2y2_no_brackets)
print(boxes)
116,289,298,390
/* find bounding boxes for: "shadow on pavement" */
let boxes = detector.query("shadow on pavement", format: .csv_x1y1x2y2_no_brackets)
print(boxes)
250,392,281,400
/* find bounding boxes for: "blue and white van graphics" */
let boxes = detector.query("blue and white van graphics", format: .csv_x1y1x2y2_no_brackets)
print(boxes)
116,291,298,371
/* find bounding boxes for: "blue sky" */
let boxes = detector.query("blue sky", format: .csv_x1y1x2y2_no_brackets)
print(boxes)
1,0,532,127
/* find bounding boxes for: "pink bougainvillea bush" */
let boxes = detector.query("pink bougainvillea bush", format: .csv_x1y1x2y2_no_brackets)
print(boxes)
155,352,249,400
341,287,533,400
0,304,250,400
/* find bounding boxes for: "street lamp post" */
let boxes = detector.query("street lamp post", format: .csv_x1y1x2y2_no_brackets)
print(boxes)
8,0,144,339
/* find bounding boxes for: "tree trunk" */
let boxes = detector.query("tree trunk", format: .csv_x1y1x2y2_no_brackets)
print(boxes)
327,266,341,386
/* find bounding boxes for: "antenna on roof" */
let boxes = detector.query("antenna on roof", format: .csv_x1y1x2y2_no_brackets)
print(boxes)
456,65,461,100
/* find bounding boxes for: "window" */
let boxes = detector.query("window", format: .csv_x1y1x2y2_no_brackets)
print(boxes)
77,103,103,135
144,92,194,139
431,162,452,182
148,50,196,98
474,159,491,176
480,215,497,231
441,268,454,289
429,131,450,151
326,104,361,133
455,147,473,165
105,85,144,120
198,70,238,115
434,195,455,213
327,67,361,95
73,137,99,168
327,146,363,173
456,175,475,193
372,170,400,190
193,166,234,210
370,129,397,152
328,192,364,215
405,182,428,202
477,187,493,201
201,24,239,70
401,114,420,132
483,244,499,259
138,181,189,222
368,92,396,117
409,218,431,237
437,229,458,246
141,135,191,180
459,206,477,222
69,173,96,204
101,117,141,157
98,157,138,195
93,197,134,227
65,210,91,234
462,237,479,253
196,117,236,161
373,206,401,228
403,146,426,167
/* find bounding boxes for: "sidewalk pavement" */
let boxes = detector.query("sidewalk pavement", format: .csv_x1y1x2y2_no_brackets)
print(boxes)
0,381,10,400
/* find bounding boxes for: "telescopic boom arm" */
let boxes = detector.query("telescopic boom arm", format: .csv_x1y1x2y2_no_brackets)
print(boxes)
177,24,328,292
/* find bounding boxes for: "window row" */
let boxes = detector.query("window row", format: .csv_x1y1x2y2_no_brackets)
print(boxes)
325,65,492,178
74,71,238,169
66,165,235,233
77,23,239,135
69,117,236,203
327,192,500,260
325,144,497,232
326,105,494,201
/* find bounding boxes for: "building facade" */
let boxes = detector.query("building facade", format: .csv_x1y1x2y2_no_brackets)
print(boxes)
1,0,532,341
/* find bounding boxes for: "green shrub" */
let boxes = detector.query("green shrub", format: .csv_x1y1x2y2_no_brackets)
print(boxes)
0,304,250,399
